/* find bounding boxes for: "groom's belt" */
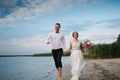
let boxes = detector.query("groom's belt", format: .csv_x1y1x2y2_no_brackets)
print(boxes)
52,48,62,50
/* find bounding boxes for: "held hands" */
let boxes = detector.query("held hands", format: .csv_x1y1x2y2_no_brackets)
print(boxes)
63,51,68,55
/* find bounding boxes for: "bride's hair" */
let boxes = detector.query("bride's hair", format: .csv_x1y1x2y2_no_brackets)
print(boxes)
72,31,79,38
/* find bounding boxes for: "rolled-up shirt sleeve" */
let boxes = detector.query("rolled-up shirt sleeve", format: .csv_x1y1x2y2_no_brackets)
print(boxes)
45,33,52,44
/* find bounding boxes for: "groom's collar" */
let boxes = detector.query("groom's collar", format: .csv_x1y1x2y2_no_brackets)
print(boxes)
55,31,60,33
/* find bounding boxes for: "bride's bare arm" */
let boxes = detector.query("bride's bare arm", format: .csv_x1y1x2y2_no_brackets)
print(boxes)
64,42,72,55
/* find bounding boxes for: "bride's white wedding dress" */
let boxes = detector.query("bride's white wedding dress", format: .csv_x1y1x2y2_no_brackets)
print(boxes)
70,40,85,80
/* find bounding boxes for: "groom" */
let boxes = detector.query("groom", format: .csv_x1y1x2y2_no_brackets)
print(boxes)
45,23,66,80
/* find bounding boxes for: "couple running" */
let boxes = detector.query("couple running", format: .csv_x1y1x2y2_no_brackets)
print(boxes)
45,23,85,80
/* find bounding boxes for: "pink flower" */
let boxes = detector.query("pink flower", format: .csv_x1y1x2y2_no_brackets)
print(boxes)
83,39,93,51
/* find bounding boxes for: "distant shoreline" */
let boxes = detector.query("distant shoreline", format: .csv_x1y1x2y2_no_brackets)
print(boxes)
0,55,33,57
0,53,70,57
0,53,51,57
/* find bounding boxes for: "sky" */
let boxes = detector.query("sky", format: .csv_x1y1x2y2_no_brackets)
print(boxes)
0,0,120,55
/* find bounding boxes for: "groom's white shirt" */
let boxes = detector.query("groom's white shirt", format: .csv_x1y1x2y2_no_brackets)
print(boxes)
45,32,66,50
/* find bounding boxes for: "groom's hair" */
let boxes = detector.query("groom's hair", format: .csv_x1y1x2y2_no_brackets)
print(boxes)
55,23,61,27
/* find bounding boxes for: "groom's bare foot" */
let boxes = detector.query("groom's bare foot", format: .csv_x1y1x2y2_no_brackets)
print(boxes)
58,76,62,80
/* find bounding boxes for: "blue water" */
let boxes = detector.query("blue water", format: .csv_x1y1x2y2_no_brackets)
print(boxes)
0,57,70,80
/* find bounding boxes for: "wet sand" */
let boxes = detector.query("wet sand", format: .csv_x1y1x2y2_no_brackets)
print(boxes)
62,58,120,80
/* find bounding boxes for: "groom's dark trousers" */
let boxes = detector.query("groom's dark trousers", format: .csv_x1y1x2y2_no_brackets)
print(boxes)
52,48,63,69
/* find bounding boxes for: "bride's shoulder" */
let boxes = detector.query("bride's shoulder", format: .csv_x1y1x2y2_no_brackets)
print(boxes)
78,40,81,43
70,40,74,44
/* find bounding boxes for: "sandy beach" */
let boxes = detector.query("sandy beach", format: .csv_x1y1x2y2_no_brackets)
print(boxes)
62,58,120,80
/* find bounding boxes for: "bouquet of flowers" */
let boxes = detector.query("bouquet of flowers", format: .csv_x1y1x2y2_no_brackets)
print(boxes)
83,39,93,55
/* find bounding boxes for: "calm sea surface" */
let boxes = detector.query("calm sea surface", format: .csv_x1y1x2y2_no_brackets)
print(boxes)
0,57,70,80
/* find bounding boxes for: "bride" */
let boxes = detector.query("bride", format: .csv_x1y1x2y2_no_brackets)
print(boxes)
64,31,85,80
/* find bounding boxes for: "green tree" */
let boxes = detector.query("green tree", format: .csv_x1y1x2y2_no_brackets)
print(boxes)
116,34,120,42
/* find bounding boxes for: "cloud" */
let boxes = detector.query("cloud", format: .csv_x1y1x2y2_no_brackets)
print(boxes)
0,0,101,28
0,18,119,54
0,34,73,55
81,34,117,44
79,19,120,44
0,0,119,54
0,32,76,55
0,28,119,55
62,18,120,44
0,33,118,55
0,35,51,54
63,18,120,32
